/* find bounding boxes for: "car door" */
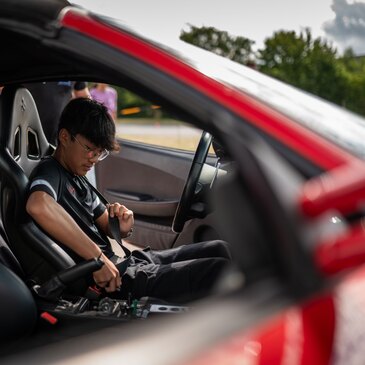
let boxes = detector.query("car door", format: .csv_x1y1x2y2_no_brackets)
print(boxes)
95,117,218,250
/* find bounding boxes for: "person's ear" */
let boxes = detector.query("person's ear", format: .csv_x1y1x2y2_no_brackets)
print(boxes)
58,128,71,146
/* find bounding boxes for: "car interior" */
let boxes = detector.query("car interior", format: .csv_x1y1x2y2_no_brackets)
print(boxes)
0,84,226,343
0,79,326,354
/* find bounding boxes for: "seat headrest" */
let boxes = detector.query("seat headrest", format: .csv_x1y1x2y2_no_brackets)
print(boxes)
0,86,51,177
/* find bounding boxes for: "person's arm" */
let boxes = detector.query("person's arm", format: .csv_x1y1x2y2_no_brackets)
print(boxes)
26,191,121,292
96,203,134,239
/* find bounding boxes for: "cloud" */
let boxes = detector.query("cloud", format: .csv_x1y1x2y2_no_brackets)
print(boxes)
323,0,365,54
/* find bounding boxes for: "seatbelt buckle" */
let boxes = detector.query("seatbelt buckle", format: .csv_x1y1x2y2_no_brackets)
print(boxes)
85,285,102,300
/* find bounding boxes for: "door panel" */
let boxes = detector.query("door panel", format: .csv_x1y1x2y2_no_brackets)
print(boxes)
95,139,195,249
105,190,178,217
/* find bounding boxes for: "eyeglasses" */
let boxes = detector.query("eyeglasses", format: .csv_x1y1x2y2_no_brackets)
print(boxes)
72,135,109,161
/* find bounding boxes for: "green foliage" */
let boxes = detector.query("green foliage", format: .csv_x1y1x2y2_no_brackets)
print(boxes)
337,53,365,115
180,25,255,65
180,25,365,117
257,29,347,105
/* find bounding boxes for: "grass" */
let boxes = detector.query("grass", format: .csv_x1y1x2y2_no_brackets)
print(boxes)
115,118,204,151
118,134,202,151
116,117,187,125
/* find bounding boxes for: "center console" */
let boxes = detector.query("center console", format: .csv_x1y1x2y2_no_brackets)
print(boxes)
38,295,189,321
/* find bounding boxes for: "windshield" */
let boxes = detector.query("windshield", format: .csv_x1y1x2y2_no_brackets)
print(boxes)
101,15,365,159
190,53,365,159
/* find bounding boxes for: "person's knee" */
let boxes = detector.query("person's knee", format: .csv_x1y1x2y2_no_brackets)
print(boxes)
192,257,229,282
213,256,231,272
206,240,232,259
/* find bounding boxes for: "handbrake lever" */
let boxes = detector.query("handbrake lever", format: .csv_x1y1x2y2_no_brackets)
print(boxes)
33,258,104,301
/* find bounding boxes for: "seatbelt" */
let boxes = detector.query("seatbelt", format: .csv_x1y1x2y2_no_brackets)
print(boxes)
82,177,132,275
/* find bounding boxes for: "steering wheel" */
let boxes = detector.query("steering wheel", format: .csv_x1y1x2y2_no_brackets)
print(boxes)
172,131,212,233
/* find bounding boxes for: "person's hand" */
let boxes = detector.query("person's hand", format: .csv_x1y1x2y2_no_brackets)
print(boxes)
108,203,134,238
93,254,121,292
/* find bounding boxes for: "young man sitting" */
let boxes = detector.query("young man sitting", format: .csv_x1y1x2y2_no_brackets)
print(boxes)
26,98,230,303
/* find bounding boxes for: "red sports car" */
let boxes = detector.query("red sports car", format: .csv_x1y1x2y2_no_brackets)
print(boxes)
1,1,365,364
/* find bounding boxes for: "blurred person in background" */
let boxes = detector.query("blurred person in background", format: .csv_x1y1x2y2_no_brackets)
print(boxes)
90,83,117,120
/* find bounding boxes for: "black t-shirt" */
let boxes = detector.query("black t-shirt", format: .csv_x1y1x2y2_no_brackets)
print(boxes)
28,156,114,261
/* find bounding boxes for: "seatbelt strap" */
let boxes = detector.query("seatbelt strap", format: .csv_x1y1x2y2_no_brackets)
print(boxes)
82,177,132,275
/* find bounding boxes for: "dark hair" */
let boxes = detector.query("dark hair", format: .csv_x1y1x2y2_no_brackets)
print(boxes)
58,98,116,150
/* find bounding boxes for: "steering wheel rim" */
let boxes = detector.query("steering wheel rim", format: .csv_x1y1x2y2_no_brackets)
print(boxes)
172,131,212,233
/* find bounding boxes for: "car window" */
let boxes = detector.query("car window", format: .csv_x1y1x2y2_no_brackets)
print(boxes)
109,85,206,152
118,118,204,152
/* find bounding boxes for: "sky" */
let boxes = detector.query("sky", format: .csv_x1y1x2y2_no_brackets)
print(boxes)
72,0,365,55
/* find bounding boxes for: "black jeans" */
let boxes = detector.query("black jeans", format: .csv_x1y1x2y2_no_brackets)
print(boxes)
113,240,231,303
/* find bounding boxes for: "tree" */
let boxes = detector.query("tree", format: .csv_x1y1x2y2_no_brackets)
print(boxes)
179,24,365,117
338,50,365,115
257,29,347,105
180,25,255,65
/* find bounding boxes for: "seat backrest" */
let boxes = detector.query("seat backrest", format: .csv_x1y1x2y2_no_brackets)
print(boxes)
0,86,75,284
0,223,24,279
